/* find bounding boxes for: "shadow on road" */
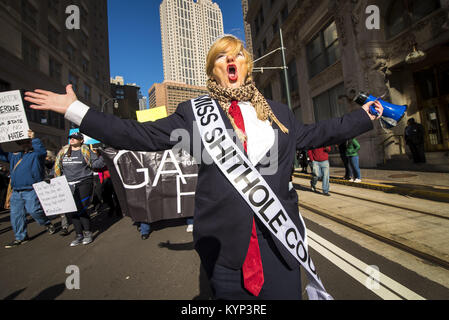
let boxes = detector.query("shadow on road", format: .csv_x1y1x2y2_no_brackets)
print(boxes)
3,287,26,300
158,240,214,300
32,283,66,300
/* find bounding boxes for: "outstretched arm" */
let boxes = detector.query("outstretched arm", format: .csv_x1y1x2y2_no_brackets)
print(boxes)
25,85,188,152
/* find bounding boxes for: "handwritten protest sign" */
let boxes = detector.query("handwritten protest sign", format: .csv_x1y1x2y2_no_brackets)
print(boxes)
0,90,30,144
33,176,77,216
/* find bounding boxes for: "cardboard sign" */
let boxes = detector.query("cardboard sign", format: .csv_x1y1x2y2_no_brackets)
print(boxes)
33,176,77,216
136,106,168,122
0,90,30,144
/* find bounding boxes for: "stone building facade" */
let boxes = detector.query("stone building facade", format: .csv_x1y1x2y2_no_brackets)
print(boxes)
245,0,449,168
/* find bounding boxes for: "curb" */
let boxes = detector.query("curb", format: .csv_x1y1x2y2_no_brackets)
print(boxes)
292,172,449,203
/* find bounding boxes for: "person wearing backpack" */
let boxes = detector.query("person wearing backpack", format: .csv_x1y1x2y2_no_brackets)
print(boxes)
54,132,104,246
0,130,56,248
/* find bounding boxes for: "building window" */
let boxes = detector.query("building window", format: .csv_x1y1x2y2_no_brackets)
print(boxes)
306,21,340,78
48,0,60,15
386,0,440,39
83,84,91,102
48,23,60,48
272,19,279,35
66,43,76,61
49,57,62,81
68,72,78,93
281,5,288,23
81,57,89,73
21,0,38,29
22,36,39,67
312,83,346,122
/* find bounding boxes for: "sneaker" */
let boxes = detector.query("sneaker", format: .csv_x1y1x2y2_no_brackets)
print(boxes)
5,237,29,248
310,182,317,193
82,231,93,245
46,223,56,235
186,224,193,233
323,192,331,196
354,178,362,183
60,227,69,236
349,178,354,182
141,234,150,240
70,234,84,247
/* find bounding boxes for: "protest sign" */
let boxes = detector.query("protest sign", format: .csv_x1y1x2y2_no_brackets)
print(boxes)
0,90,30,144
33,176,77,216
100,147,198,223
136,106,168,122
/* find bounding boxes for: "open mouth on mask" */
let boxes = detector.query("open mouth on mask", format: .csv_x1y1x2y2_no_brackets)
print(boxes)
227,64,238,82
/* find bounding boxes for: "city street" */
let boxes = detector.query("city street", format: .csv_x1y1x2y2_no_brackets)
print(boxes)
1,178,448,300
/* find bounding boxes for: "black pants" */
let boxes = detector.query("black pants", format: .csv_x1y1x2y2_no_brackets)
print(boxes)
66,178,93,235
208,220,302,300
409,143,426,163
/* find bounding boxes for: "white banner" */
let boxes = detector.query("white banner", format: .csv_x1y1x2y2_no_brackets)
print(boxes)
33,176,77,216
191,96,332,300
0,90,30,144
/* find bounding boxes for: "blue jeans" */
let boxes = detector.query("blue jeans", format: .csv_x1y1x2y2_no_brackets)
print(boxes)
10,190,50,241
311,160,330,193
348,156,361,179
186,218,193,225
140,222,151,235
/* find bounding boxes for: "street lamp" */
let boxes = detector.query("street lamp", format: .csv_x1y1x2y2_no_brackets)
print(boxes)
101,97,118,113
252,28,292,111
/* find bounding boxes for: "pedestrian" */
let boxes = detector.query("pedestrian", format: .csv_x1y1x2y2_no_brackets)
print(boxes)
404,118,426,163
0,161,9,210
308,146,331,196
0,130,56,248
186,217,193,233
337,142,350,180
346,138,362,182
24,34,383,300
299,150,309,173
54,132,105,246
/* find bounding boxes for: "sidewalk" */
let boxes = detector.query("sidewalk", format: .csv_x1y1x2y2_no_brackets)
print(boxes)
293,166,449,203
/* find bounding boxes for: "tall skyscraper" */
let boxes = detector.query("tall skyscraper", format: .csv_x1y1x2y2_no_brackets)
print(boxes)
160,0,224,87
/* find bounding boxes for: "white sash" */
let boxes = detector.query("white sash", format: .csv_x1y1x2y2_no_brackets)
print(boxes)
191,96,333,300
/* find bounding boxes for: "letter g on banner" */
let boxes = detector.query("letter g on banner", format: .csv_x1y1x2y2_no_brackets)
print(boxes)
113,150,149,189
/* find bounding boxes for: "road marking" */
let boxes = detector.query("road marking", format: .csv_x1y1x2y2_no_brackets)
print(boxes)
307,230,426,300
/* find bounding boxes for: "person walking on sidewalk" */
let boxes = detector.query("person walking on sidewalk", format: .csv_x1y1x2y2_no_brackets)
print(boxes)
54,132,104,246
0,130,56,248
404,118,426,163
346,138,361,182
337,142,350,180
308,146,331,196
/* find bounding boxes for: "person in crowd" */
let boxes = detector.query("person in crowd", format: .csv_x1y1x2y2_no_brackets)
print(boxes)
308,146,331,196
186,217,193,233
346,138,362,182
0,161,9,210
54,132,105,246
404,118,426,163
298,150,309,173
337,142,350,180
138,222,151,240
24,35,383,299
0,130,56,248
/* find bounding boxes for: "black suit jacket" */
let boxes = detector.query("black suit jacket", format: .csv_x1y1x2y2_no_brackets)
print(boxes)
80,98,373,271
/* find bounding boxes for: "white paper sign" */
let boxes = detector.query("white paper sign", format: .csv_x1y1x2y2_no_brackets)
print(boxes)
33,176,77,216
0,90,30,143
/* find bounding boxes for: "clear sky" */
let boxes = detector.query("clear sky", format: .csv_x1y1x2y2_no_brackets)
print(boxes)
107,0,245,101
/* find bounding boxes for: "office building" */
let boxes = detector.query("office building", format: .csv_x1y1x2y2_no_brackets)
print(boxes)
160,0,224,86
0,0,112,152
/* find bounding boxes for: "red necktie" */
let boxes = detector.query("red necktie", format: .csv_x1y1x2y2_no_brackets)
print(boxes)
228,100,264,296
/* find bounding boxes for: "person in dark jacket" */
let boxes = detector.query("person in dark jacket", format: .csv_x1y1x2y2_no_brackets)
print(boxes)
0,130,56,248
24,35,383,300
404,118,426,163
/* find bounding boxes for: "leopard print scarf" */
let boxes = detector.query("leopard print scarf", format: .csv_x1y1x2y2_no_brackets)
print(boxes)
206,78,289,144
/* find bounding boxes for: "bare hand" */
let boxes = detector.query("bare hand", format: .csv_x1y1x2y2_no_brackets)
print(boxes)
362,100,383,120
27,130,35,139
24,84,77,115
